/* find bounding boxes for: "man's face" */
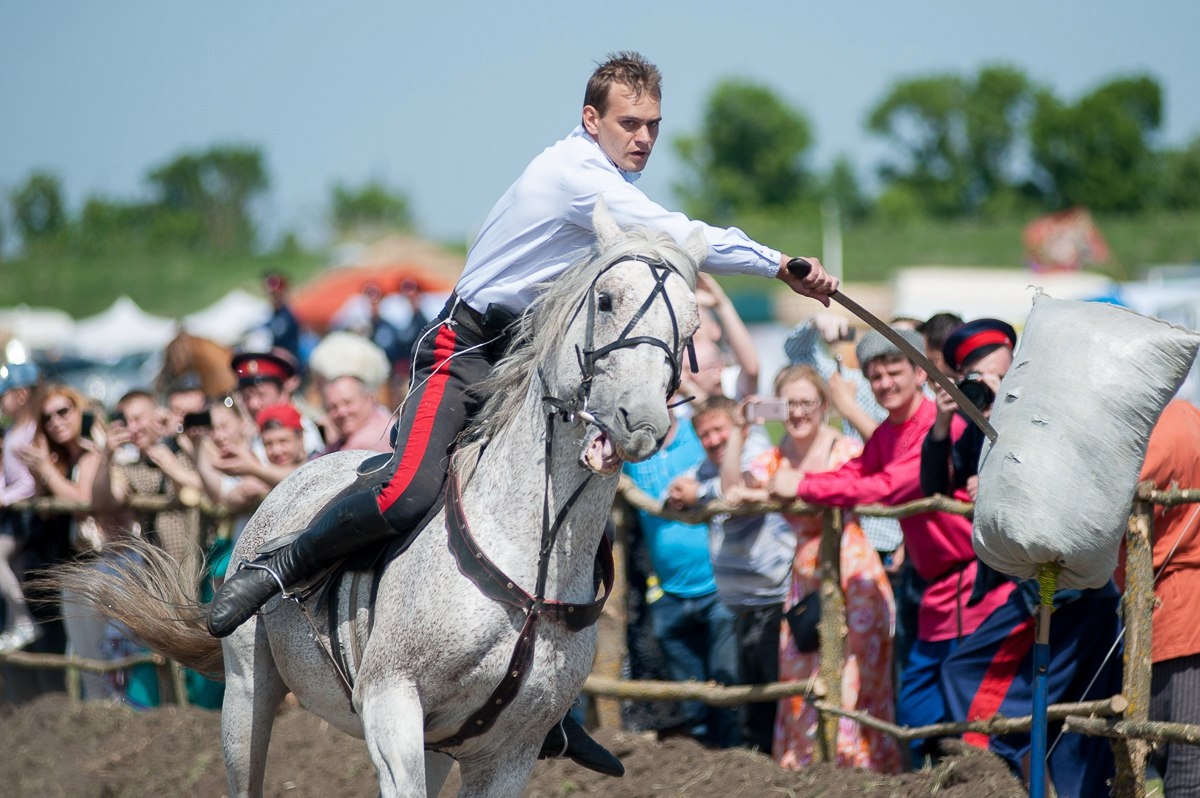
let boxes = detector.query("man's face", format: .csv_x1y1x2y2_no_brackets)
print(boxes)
167,389,206,434
238,381,284,417
582,86,661,173
322,377,374,439
925,345,955,378
965,346,1013,382
865,357,926,418
262,426,304,466
693,411,733,465
1,387,27,417
119,396,162,452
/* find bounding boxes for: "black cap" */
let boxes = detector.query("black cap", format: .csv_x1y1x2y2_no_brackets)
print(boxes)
230,348,298,388
943,319,1018,373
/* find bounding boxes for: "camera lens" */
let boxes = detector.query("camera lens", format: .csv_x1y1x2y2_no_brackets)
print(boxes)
956,373,995,411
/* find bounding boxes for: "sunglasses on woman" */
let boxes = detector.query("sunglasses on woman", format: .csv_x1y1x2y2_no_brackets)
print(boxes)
42,405,73,423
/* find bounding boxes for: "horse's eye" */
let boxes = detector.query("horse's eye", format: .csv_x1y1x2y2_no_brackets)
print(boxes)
597,292,613,312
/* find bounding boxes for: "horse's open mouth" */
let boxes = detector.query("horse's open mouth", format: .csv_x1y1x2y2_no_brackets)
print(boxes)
580,426,623,475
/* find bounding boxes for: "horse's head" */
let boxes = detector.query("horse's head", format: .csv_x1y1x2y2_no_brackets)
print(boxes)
157,329,237,399
545,199,703,475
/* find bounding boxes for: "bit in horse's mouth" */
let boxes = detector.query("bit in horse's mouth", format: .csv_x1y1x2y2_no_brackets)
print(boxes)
580,426,623,475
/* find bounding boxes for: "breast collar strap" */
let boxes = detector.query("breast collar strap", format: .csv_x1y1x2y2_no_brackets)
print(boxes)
430,468,615,748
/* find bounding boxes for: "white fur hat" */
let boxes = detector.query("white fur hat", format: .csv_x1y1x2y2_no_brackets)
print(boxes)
308,331,391,390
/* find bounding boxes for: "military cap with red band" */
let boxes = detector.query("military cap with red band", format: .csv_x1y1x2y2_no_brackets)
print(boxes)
230,349,298,387
943,319,1018,373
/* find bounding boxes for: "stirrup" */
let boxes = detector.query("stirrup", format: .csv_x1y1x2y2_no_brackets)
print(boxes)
547,719,569,758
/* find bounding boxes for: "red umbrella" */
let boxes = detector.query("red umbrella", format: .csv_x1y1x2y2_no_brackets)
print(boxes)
290,263,457,333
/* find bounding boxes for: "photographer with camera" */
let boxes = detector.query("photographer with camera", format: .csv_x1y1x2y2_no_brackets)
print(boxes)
918,319,1016,501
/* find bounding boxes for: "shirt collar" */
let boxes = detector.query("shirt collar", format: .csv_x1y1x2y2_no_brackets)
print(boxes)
571,125,641,184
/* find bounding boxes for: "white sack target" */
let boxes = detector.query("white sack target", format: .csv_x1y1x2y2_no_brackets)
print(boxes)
973,294,1200,589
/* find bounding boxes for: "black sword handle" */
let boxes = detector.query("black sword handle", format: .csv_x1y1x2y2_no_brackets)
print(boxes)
786,257,813,281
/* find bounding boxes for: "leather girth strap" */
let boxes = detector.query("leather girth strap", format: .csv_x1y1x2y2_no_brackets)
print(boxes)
429,470,614,748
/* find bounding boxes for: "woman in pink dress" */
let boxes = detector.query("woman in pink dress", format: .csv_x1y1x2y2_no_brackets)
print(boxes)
731,364,900,773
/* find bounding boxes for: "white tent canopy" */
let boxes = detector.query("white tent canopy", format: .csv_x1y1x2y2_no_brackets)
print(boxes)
182,288,271,345
891,266,1118,329
68,296,177,359
0,304,76,350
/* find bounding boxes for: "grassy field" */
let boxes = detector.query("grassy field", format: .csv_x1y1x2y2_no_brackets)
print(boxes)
2,210,1198,319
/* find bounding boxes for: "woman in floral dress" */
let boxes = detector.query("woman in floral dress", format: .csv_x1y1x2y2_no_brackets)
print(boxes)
731,364,900,773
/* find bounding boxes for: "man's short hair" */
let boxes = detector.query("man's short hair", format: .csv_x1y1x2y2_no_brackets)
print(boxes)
691,394,737,425
918,312,965,353
117,389,156,409
584,51,662,116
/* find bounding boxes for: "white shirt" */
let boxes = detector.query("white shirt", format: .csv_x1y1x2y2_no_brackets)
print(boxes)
455,126,782,314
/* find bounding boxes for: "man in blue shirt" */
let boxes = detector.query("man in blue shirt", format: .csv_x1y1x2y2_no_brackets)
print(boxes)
625,412,742,749
209,51,838,774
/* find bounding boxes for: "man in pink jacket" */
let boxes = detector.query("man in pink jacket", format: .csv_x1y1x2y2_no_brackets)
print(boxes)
771,328,1013,767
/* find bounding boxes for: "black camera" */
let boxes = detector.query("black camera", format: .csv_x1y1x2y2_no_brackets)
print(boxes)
182,410,212,430
957,372,995,411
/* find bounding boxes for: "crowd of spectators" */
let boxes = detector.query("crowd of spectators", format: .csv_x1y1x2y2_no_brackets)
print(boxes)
0,274,416,706
0,270,1195,795
620,292,1195,797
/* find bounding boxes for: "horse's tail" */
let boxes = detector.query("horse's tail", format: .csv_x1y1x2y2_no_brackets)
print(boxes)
36,539,224,676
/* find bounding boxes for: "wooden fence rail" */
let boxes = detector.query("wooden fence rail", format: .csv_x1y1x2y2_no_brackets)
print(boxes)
609,477,1200,798
3,482,1196,798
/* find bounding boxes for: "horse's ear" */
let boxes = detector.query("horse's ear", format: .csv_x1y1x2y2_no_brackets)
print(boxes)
684,229,707,272
592,195,622,251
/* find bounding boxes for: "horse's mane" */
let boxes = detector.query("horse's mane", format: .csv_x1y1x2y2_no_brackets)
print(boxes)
453,226,698,479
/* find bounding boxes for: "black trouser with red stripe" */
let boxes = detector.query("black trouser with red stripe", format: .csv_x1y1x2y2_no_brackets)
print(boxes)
205,296,503,637
371,298,500,529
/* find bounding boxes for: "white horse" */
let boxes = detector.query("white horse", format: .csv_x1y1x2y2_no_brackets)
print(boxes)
52,204,703,797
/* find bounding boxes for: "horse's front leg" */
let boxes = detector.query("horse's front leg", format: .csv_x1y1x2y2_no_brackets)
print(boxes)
359,682,428,797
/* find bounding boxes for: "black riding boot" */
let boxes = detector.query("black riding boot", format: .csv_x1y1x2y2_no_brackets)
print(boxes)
539,713,624,777
206,490,396,637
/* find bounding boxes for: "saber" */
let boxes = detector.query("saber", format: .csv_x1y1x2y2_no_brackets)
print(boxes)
788,258,998,441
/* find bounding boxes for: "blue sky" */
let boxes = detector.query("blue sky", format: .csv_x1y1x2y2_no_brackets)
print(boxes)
2,1,1197,247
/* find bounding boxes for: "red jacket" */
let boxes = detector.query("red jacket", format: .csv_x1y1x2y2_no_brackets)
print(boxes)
798,398,1012,641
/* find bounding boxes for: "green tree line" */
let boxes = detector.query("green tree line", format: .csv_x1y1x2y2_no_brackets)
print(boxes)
4,145,412,260
4,64,1199,260
678,65,1200,224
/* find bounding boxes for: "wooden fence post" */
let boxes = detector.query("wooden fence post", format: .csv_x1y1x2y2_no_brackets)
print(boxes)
814,507,845,763
1112,494,1154,798
591,502,631,729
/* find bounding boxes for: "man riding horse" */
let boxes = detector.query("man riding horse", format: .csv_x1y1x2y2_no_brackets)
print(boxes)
208,51,839,775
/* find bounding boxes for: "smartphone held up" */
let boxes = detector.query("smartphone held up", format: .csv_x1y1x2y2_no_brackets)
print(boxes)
744,398,789,424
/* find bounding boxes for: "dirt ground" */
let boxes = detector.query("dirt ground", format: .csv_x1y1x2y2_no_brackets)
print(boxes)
0,694,1029,798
